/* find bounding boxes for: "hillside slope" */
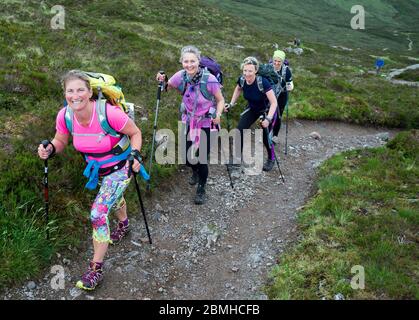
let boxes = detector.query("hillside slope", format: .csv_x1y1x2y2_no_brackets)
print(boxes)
0,0,417,289
206,0,419,54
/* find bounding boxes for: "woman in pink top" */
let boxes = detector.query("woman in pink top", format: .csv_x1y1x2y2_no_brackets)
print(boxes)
37,70,143,291
156,45,225,205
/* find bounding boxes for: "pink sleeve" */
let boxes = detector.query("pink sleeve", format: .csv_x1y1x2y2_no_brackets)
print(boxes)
106,104,129,132
56,107,69,134
168,70,184,91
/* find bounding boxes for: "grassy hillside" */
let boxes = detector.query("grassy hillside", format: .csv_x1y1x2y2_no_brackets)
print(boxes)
0,0,284,289
266,130,419,299
206,0,419,54
0,0,418,289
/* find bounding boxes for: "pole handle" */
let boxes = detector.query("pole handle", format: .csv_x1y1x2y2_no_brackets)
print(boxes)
157,82,163,100
157,70,166,99
41,140,49,149
41,140,50,240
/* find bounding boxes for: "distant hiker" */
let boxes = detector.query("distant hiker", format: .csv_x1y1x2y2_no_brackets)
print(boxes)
375,58,385,75
38,70,144,291
294,38,301,47
156,45,225,205
271,50,294,143
225,56,278,172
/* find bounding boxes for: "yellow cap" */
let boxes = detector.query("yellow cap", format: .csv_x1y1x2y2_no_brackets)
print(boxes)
273,50,286,61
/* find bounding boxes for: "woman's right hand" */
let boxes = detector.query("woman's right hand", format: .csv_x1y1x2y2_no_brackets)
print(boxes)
156,72,166,82
38,143,52,160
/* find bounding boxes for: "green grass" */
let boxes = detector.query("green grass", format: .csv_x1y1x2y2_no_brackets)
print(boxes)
265,130,419,299
0,0,280,289
394,68,419,82
0,0,418,290
206,0,419,55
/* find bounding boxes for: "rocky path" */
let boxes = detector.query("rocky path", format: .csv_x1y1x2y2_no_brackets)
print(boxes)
2,120,398,300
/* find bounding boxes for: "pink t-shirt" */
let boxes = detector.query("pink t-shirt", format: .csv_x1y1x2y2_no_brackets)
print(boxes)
169,70,221,128
56,101,129,168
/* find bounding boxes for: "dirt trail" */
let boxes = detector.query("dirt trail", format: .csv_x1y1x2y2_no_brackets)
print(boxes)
387,63,419,87
2,120,398,300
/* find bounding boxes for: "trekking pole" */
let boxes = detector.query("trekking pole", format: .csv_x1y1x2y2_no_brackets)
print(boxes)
260,116,285,183
146,72,165,191
225,111,235,188
129,156,152,244
41,140,50,240
215,112,234,189
284,94,290,155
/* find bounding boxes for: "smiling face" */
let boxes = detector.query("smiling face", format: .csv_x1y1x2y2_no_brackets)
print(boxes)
273,58,283,71
242,63,257,82
64,78,92,112
181,52,200,77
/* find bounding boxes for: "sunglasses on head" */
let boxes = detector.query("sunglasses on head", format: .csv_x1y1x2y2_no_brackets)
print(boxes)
244,59,257,65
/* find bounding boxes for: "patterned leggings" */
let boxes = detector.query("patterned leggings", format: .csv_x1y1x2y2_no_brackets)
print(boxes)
90,164,131,243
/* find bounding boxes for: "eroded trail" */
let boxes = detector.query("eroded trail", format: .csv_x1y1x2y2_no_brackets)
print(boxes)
2,120,398,300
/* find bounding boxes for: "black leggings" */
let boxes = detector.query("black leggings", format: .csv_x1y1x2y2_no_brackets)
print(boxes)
237,107,274,160
185,126,211,186
273,92,288,137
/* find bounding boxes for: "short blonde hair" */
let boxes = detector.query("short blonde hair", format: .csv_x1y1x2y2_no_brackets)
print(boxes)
179,45,201,63
61,70,91,92
241,56,259,72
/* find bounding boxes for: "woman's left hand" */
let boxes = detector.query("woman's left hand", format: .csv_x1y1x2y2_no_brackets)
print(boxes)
261,119,270,128
131,159,141,173
212,116,221,125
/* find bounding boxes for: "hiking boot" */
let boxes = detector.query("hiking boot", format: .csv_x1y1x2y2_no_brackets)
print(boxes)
194,184,206,205
110,220,130,245
76,262,103,291
188,170,199,185
263,159,275,172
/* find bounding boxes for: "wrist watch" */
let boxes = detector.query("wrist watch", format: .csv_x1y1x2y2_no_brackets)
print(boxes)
266,115,273,124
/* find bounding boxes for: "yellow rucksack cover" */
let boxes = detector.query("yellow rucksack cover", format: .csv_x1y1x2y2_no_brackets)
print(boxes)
83,71,128,113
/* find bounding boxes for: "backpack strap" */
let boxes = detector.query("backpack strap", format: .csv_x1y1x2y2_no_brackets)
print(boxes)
63,102,130,158
64,100,119,138
239,76,264,93
96,99,120,138
178,69,214,102
177,70,188,96
199,68,213,101
282,65,288,81
239,76,245,88
256,76,264,93
64,106,74,135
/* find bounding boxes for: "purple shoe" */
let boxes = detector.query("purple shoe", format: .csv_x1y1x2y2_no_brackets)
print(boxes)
76,262,103,291
110,220,130,244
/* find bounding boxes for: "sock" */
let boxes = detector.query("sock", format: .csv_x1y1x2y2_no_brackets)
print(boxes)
90,261,103,271
120,218,129,227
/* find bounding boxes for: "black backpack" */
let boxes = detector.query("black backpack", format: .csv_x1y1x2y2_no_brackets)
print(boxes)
239,63,279,96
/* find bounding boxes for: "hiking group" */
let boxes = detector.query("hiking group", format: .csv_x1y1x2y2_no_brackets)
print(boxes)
37,45,294,291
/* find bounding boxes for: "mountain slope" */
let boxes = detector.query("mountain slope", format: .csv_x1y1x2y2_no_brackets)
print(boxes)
0,0,417,289
206,0,419,54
